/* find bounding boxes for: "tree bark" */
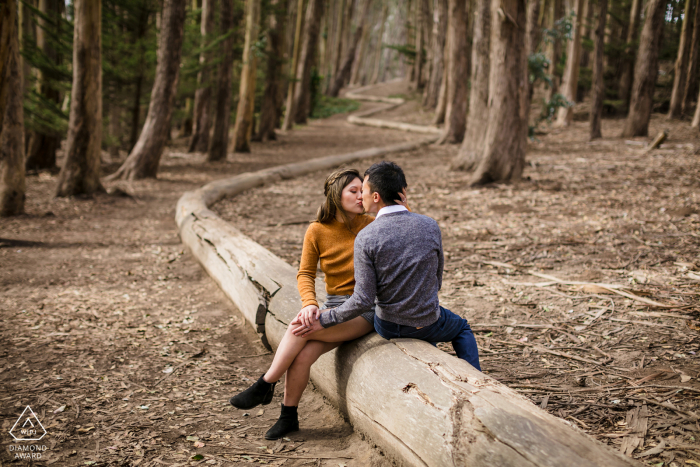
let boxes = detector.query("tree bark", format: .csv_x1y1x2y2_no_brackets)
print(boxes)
350,5,373,85
292,0,325,123
683,0,700,115
545,0,563,101
255,0,286,142
128,5,149,151
370,3,389,84
413,0,424,87
621,0,666,137
189,0,217,153
692,85,700,127
437,0,469,144
526,0,542,100
0,0,26,215
109,0,187,180
470,0,527,186
329,0,371,97
232,0,261,153
207,0,235,160
451,0,489,171
55,0,104,196
107,83,121,160
282,0,305,130
669,0,694,119
555,0,584,126
589,0,608,140
578,0,593,68
422,0,447,107
618,0,643,107
331,0,346,87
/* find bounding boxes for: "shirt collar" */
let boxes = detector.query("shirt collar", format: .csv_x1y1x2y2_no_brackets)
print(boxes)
375,205,408,219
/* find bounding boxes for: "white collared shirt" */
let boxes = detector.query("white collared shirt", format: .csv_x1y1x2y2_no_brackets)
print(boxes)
375,204,408,219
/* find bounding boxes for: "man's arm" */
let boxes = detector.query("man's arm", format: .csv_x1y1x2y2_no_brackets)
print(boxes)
318,236,377,328
436,224,444,290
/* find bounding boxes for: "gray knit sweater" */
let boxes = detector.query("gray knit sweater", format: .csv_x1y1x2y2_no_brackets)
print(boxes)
319,210,443,328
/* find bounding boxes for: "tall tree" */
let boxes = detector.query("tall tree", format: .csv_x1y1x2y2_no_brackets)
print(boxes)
683,0,700,115
109,0,187,180
451,0,489,171
329,0,371,97
232,0,261,152
589,0,608,140
437,0,469,144
618,0,643,107
545,0,563,101
25,0,63,171
622,0,667,137
55,0,103,196
555,0,584,126
413,0,424,87
669,0,694,118
189,0,217,153
0,0,26,215
208,0,236,160
693,86,700,127
128,3,150,151
350,4,373,85
470,0,527,186
256,0,286,142
282,0,304,130
526,0,541,100
422,0,446,108
292,0,325,123
370,3,389,84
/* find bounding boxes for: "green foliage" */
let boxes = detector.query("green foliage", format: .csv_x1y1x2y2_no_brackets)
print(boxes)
310,95,360,120
542,12,574,46
528,53,552,87
384,44,417,65
529,93,572,138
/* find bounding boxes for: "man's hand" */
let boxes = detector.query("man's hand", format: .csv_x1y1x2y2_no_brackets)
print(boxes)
291,315,324,338
294,304,320,328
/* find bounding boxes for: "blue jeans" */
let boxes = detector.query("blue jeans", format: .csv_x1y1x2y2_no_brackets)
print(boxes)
374,307,481,371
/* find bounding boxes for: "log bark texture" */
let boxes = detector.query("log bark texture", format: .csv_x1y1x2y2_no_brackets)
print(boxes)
621,0,667,138
189,0,217,153
470,0,528,186
451,0,489,171
109,0,187,180
55,0,104,196
682,0,700,115
618,0,643,107
232,0,261,153
589,0,607,140
175,110,642,467
668,0,694,119
0,0,26,216
329,0,371,97
255,0,286,142
208,0,235,161
292,0,325,124
555,0,584,126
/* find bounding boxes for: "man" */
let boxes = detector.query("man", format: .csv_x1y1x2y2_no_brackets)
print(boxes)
295,161,480,370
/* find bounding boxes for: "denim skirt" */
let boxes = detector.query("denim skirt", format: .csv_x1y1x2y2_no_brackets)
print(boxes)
322,294,375,324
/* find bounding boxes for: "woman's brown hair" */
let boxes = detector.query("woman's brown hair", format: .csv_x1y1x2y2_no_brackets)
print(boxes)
315,168,362,228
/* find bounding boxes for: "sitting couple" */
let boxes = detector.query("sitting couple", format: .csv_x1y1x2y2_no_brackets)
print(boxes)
229,161,481,440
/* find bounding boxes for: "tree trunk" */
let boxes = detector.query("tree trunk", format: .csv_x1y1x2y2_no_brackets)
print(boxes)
414,0,424,87
683,0,700,115
107,84,121,159
350,5,372,86
292,0,325,123
618,0,643,107
331,0,346,88
470,0,527,186
189,0,217,153
282,0,305,130
526,0,542,100
232,0,261,153
255,0,286,142
109,0,187,180
207,0,235,160
546,0,563,101
433,28,449,124
589,0,608,140
422,0,446,107
329,0,371,97
692,85,700,126
451,0,489,171
370,3,389,84
555,0,584,126
579,0,593,68
55,0,104,196
669,0,694,118
621,0,666,137
128,6,149,151
0,0,26,215
437,0,469,144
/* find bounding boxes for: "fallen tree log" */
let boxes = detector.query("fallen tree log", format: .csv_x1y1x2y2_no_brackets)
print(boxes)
176,104,640,467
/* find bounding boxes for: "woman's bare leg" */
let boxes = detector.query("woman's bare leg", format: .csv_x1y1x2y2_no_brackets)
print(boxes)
283,341,339,406
263,316,373,383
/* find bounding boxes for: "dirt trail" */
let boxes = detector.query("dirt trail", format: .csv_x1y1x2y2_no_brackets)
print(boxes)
0,101,421,466
216,114,700,465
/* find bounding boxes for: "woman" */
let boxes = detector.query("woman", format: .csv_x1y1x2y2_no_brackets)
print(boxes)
229,168,404,440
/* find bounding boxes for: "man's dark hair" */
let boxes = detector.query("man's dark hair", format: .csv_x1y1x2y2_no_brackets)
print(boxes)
364,161,407,205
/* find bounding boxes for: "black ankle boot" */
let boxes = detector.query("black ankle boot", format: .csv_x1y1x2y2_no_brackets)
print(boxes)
229,375,276,410
265,404,299,440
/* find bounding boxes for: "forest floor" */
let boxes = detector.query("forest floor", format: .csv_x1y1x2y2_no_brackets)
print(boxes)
0,105,426,466
215,104,700,466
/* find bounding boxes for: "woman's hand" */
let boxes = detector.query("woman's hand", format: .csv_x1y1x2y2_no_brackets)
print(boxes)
292,317,324,338
293,304,320,328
